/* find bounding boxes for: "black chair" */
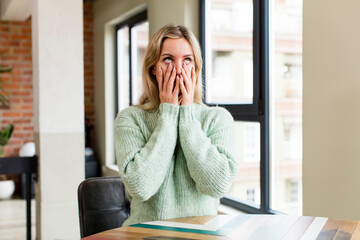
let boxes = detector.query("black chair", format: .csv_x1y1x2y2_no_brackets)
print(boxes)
77,176,130,238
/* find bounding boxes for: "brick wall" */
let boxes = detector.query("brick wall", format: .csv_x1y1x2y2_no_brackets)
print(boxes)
0,18,33,157
83,1,95,149
0,1,95,157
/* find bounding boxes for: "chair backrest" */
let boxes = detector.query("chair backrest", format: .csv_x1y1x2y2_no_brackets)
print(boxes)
78,176,130,238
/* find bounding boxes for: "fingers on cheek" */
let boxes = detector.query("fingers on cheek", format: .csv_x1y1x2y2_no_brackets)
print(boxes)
181,68,189,81
192,67,196,83
158,68,163,80
181,77,188,92
182,63,188,75
186,64,191,75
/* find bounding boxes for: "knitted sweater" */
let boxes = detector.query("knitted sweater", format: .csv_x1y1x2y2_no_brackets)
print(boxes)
114,103,238,226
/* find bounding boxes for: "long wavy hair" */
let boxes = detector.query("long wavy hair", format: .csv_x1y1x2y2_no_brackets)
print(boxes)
136,24,203,110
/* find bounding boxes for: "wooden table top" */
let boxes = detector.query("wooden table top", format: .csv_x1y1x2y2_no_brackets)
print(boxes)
82,214,360,240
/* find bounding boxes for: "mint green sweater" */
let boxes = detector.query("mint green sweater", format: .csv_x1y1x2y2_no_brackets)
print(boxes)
114,103,238,226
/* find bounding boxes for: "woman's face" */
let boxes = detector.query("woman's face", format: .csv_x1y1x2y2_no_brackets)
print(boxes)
154,38,195,78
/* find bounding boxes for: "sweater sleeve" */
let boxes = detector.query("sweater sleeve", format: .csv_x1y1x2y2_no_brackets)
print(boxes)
114,103,179,201
179,104,238,198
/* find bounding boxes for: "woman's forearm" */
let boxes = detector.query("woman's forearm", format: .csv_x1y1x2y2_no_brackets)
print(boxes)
179,105,238,198
115,103,179,201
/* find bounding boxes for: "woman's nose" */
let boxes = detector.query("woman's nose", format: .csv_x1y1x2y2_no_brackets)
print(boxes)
175,61,182,75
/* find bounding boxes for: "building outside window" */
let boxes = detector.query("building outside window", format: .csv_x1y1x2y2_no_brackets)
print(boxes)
271,0,302,215
289,180,299,203
246,188,255,203
202,0,302,215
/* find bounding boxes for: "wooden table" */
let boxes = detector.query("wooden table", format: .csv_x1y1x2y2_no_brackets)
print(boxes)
81,214,360,240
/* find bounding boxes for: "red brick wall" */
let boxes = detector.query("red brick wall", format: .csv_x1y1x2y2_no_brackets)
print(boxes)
0,2,95,157
83,1,95,149
0,18,33,157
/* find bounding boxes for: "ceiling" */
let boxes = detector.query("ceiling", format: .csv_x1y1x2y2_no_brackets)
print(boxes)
0,0,31,21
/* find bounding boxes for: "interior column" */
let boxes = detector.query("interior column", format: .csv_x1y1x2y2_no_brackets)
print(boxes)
32,0,85,238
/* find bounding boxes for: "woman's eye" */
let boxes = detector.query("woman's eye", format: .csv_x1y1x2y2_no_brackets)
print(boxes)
164,58,172,63
184,58,191,64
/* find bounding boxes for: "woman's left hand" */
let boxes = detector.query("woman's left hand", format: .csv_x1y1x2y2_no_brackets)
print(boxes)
179,63,196,105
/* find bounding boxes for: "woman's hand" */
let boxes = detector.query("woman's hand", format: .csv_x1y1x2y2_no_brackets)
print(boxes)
179,63,196,105
156,63,180,105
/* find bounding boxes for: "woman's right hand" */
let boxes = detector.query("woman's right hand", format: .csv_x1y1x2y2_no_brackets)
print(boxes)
156,63,180,105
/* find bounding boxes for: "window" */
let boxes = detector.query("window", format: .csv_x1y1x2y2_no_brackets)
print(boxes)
289,180,299,203
115,11,149,113
201,0,302,214
229,122,260,207
246,188,255,203
243,123,260,162
270,0,302,215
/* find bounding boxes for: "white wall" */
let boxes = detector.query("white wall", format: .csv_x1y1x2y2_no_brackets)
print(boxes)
147,0,198,37
93,0,199,176
303,0,360,220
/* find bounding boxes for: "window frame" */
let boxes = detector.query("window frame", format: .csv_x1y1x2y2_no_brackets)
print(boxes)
199,0,277,214
115,10,148,113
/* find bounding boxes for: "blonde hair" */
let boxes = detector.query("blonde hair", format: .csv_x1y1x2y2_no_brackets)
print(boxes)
137,24,203,110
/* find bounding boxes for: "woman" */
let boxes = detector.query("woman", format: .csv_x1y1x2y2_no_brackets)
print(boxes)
114,24,238,226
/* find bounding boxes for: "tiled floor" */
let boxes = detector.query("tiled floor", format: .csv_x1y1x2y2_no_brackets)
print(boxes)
0,199,36,240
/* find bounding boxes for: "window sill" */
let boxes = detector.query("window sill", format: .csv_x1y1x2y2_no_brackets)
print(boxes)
103,163,119,177
218,204,246,215
107,163,118,172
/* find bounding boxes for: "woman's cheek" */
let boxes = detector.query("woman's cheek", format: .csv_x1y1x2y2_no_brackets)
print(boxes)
160,62,169,70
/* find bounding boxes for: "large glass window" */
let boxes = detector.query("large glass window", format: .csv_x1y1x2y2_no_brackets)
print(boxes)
205,0,253,104
202,0,265,214
117,26,130,111
201,0,302,214
228,121,261,206
270,0,303,215
116,11,149,113
131,21,149,105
